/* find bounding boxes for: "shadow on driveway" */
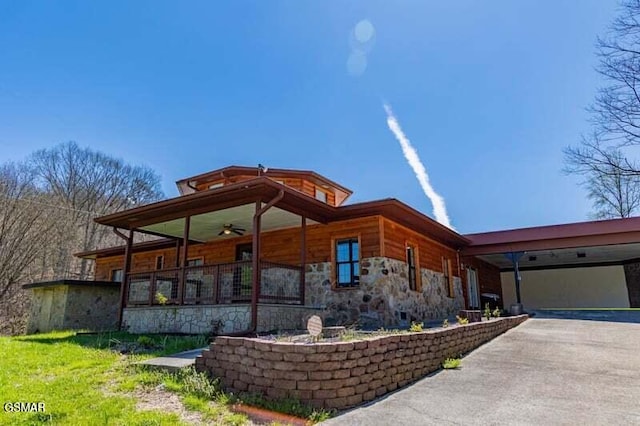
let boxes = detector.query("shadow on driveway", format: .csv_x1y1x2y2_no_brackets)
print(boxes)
532,309,640,323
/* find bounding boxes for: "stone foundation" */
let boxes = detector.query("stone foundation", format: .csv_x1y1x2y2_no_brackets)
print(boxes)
122,305,250,334
305,257,464,329
256,305,324,332
196,315,528,410
122,304,324,334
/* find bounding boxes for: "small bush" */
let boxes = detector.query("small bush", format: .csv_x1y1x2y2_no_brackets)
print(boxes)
409,321,424,332
174,367,221,400
492,307,502,318
484,303,492,320
155,292,168,305
456,315,469,325
441,319,449,328
136,336,155,348
442,358,461,369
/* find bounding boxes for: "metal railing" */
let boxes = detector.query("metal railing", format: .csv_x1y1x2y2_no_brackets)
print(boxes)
125,260,303,307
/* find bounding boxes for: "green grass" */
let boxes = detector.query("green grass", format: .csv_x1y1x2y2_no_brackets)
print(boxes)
236,393,333,423
0,331,244,426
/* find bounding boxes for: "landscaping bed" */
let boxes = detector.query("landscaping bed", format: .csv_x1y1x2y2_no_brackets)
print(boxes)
196,314,529,410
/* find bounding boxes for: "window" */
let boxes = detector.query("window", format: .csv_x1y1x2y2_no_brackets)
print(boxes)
187,258,204,267
155,255,164,270
208,182,223,189
315,188,327,203
111,269,123,283
335,238,359,288
442,257,454,297
406,245,419,291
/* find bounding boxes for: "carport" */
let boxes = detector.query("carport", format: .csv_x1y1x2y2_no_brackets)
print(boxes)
463,217,640,310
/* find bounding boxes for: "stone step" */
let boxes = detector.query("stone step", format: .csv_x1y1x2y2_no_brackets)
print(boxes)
137,347,208,373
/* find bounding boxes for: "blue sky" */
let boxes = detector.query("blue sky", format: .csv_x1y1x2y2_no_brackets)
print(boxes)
0,0,619,233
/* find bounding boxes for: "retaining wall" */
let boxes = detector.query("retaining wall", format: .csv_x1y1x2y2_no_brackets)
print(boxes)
196,315,528,409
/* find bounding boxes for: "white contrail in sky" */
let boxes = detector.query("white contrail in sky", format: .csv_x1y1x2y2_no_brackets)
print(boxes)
383,103,454,229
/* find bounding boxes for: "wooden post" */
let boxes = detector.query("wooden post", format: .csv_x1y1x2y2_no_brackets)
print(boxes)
175,238,181,267
250,190,284,332
251,200,261,332
300,215,306,305
179,216,191,305
117,229,134,330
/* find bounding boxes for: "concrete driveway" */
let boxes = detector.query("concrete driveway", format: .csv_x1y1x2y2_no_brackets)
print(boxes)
322,318,640,425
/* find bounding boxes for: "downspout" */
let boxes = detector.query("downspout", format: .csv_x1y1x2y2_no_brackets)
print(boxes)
250,189,285,332
456,249,465,308
113,227,133,330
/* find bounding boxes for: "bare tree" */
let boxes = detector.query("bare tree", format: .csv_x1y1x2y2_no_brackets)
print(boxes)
0,164,59,334
29,142,164,279
564,1,640,217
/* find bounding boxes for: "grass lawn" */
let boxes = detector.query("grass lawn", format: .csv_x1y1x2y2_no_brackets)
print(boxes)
0,331,247,425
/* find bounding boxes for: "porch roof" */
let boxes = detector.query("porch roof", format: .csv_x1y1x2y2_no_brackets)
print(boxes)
83,176,469,258
95,177,333,230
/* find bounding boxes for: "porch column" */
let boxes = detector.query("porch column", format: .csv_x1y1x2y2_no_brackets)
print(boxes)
250,189,285,331
251,200,261,331
116,228,134,330
175,238,181,267
504,251,524,313
179,215,191,305
300,215,306,305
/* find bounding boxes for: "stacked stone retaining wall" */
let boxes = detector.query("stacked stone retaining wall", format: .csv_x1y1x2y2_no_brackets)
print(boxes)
196,315,528,409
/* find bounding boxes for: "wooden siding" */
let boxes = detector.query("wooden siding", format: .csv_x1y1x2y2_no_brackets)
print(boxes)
382,218,461,278
95,216,381,279
462,255,503,302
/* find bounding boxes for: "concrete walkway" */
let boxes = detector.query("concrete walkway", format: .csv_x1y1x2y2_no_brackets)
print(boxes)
138,347,207,372
322,318,640,425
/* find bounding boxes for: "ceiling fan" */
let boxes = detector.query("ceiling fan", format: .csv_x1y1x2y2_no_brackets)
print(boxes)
218,224,245,236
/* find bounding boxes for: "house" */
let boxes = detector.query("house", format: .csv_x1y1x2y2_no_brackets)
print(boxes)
26,165,640,334
69,165,500,334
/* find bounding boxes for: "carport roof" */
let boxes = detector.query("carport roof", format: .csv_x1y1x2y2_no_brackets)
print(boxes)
463,216,640,256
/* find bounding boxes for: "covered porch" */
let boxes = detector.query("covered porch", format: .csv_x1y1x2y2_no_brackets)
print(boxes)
95,178,334,333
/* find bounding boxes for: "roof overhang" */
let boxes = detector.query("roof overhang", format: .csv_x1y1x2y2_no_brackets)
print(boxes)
463,216,640,256
336,199,470,248
96,177,334,230
86,180,469,258
463,216,640,269
176,165,353,205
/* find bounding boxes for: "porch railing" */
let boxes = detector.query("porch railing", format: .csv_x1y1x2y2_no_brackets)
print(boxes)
125,260,303,307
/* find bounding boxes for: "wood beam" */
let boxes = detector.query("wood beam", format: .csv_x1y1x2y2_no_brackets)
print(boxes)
251,200,261,331
116,229,134,330
300,215,306,305
179,215,191,305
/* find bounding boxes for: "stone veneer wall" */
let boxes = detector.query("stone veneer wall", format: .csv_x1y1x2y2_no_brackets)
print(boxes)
122,304,324,334
122,305,250,334
305,257,464,329
256,305,324,332
26,282,120,334
196,315,528,410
